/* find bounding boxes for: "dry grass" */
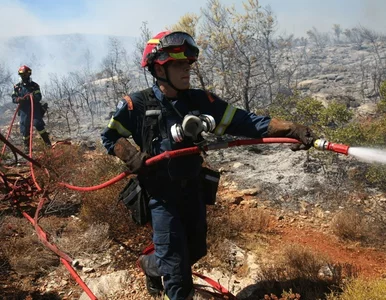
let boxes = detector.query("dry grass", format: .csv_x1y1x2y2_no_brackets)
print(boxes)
207,200,271,240
331,208,384,247
205,201,271,269
76,153,135,238
326,277,386,300
255,245,358,300
55,222,111,257
34,142,135,238
281,245,328,280
331,209,367,241
34,143,85,187
0,216,59,276
34,215,111,258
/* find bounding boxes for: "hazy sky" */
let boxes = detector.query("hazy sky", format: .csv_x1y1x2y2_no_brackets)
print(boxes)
1,0,386,38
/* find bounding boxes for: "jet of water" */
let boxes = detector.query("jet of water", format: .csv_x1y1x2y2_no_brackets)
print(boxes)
348,147,386,164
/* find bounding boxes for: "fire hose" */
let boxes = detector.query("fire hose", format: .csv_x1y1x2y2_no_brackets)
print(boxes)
60,137,350,192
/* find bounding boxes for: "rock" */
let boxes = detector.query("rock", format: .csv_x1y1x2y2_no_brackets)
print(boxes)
82,267,95,274
232,162,244,169
241,188,261,196
79,270,129,300
318,265,334,279
297,79,325,90
318,73,339,81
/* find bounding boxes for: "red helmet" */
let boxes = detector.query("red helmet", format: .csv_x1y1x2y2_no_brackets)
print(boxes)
141,31,199,68
18,65,32,76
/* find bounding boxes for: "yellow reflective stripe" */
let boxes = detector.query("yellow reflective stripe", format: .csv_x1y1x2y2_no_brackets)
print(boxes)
38,129,47,134
33,90,40,94
215,105,237,135
169,52,187,59
148,38,160,44
23,136,30,140
107,117,132,137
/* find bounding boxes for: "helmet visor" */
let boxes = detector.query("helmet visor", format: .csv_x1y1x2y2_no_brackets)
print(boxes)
159,32,198,51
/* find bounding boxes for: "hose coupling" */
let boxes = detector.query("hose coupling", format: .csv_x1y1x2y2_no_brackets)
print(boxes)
313,139,350,155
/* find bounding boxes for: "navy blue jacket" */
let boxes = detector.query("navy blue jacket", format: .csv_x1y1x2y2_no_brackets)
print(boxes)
12,80,42,113
101,84,271,179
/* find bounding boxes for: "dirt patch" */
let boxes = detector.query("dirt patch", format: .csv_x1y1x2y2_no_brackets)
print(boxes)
276,224,386,279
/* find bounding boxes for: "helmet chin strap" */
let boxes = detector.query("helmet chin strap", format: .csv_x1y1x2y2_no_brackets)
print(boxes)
156,64,186,94
20,76,31,84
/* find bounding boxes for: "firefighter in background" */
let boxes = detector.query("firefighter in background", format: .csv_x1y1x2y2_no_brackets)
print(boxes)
12,65,51,150
101,31,316,300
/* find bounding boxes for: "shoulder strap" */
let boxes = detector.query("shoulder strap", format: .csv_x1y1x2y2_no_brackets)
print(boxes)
140,88,168,154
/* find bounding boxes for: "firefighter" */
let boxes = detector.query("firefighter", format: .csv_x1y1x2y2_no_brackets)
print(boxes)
101,31,316,300
12,65,51,151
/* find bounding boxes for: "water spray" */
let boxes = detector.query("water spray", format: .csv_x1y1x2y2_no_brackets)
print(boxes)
313,138,386,164
313,139,350,155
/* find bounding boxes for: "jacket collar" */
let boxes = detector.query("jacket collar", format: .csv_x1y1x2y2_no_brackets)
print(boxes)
152,84,164,101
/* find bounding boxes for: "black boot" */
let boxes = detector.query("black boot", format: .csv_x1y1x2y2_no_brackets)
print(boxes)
138,255,164,297
22,137,30,153
40,132,52,147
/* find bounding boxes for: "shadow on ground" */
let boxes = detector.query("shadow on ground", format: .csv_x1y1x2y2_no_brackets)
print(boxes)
236,277,342,300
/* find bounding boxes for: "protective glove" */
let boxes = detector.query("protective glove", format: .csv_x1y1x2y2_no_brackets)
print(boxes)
15,97,24,103
113,137,150,174
267,118,317,151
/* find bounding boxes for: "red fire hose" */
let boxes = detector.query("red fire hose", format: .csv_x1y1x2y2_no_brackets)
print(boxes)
60,137,302,191
60,137,350,192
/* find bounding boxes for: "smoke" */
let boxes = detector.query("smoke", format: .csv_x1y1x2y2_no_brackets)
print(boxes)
0,0,202,85
0,34,137,86
266,0,386,37
0,0,144,85
360,0,386,32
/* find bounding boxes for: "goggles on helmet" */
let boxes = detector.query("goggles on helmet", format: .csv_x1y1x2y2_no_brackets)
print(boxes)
157,31,198,51
142,31,199,68
154,32,199,65
156,45,198,64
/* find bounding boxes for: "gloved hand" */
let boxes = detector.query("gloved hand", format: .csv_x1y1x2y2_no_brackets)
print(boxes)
113,137,150,174
267,118,317,151
16,97,24,103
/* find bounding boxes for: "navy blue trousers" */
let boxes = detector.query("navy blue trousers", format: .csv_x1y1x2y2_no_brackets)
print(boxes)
147,178,207,300
19,107,46,137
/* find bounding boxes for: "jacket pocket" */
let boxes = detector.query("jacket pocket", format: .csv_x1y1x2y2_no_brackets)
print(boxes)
118,177,150,225
200,167,220,205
